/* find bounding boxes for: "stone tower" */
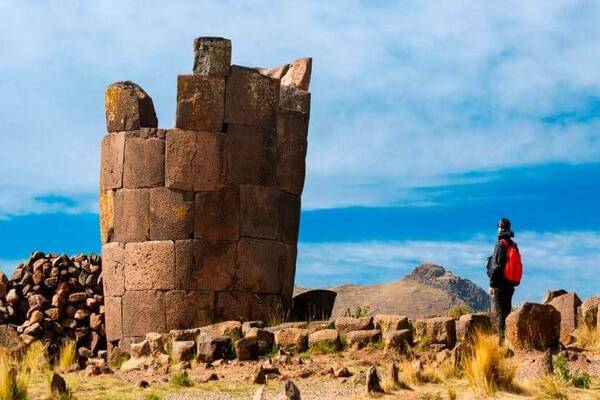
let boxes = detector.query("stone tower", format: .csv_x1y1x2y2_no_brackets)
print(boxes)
99,37,311,347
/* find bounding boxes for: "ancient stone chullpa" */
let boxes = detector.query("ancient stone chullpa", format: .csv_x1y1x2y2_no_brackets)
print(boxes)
99,37,312,349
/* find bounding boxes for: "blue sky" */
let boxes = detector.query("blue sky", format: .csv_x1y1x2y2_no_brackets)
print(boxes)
0,1,599,303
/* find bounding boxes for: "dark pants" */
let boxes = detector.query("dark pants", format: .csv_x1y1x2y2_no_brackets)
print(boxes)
493,286,514,343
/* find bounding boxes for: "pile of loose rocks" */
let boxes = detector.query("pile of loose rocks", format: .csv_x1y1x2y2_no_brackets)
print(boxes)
0,251,105,359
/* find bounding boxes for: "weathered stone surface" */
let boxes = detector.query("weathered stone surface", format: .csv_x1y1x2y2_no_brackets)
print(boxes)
285,380,301,400
130,340,151,358
99,190,116,244
383,329,413,351
193,132,228,190
282,245,297,298
122,290,165,337
237,238,287,294
101,243,125,296
199,321,242,338
113,189,149,242
176,75,225,132
171,340,196,362
334,316,374,336
123,137,164,189
543,289,568,304
0,325,25,354
308,329,341,350
124,241,175,290
145,332,166,354
374,314,410,335
506,302,561,351
104,296,123,341
308,320,335,332
165,129,196,191
196,334,231,363
165,290,214,330
105,81,158,132
235,337,258,360
276,110,308,195
581,296,600,329
366,366,383,394
225,125,276,186
346,329,381,350
225,66,280,127
415,317,457,349
244,328,274,354
281,58,312,90
100,132,125,190
149,188,194,240
194,189,239,240
278,192,300,244
550,292,582,342
456,313,493,343
50,372,68,396
240,185,279,239
279,85,310,114
242,321,265,336
193,37,231,76
274,328,308,352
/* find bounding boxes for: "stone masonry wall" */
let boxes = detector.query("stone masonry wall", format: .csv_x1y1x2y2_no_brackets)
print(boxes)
99,37,311,348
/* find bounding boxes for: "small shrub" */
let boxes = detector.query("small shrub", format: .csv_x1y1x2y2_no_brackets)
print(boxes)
343,305,370,319
553,353,591,389
463,332,516,395
447,304,472,319
530,375,568,399
0,352,27,400
56,339,76,372
171,370,193,387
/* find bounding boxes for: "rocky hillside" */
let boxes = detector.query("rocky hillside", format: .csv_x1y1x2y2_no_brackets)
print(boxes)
314,263,491,318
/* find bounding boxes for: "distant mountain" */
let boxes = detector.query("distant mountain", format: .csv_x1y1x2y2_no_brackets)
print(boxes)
297,263,491,319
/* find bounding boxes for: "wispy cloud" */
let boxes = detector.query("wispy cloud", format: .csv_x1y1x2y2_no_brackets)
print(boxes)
297,231,600,302
0,1,598,214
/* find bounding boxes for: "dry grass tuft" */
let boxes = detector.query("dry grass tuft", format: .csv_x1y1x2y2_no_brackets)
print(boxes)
398,360,441,386
529,375,568,399
0,351,27,400
56,339,77,373
462,332,516,395
22,341,49,376
575,324,600,354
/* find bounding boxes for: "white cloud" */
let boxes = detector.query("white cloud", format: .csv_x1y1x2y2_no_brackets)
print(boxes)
0,1,599,214
297,231,600,303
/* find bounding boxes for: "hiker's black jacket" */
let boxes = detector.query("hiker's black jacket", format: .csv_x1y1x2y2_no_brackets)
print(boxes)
487,231,516,289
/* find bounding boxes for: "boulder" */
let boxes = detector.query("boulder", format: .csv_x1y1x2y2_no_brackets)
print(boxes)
334,316,373,336
105,81,158,132
456,313,492,342
581,296,600,329
171,340,195,362
0,325,25,355
196,334,231,363
130,340,151,358
549,292,582,342
235,337,258,361
199,320,242,338
543,289,568,304
383,329,413,351
274,328,308,352
415,317,457,349
366,366,383,393
506,302,561,351
242,321,265,336
374,314,410,335
346,330,381,350
145,332,166,354
50,373,68,396
244,328,274,354
193,37,232,76
308,329,341,350
284,379,301,400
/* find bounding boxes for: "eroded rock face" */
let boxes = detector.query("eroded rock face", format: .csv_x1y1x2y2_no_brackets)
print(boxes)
456,313,492,343
506,302,561,351
549,292,582,342
100,37,312,350
415,317,457,349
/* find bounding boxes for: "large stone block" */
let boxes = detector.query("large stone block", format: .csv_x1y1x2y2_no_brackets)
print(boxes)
102,242,125,296
374,314,410,335
456,313,493,343
237,238,287,294
165,129,196,191
225,66,279,127
194,189,239,240
581,296,600,329
279,85,311,114
174,240,195,291
194,240,237,291
193,37,231,76
124,241,175,290
104,296,123,341
415,317,457,349
550,292,582,342
105,81,158,132
175,75,225,132
280,58,312,90
113,189,149,242
506,302,561,351
193,131,228,190
240,185,279,239
123,137,165,188
149,188,194,240
274,328,308,352
122,290,166,337
281,245,297,297
346,329,381,350
276,110,308,195
278,192,301,244
334,316,374,336
99,190,115,244
225,125,276,186
100,132,125,190
215,292,282,322
165,290,214,330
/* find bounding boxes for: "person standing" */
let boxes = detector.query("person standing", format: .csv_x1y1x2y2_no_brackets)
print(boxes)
486,218,522,345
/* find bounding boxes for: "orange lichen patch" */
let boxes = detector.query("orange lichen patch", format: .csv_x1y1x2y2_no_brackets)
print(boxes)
99,190,115,244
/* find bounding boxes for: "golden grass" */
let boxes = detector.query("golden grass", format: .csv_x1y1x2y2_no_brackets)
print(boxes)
0,351,27,400
462,332,516,396
575,324,600,354
528,375,568,399
398,360,441,386
22,341,49,376
57,339,77,373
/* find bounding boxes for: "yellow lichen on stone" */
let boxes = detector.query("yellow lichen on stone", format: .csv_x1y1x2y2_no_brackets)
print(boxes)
99,190,115,244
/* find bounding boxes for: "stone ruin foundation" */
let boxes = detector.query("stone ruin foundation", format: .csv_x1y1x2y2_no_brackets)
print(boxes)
99,37,311,348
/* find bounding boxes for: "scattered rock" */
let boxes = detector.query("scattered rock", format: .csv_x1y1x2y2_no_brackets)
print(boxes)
549,292,582,342
130,340,151,358
50,372,68,396
374,314,410,335
366,366,384,393
274,328,308,352
383,329,413,352
244,327,274,354
456,313,492,343
235,337,258,361
136,380,150,388
506,302,561,351
196,334,232,363
308,329,341,350
346,329,381,350
253,365,266,384
334,316,373,336
285,379,302,400
171,340,195,362
334,366,352,378
415,317,457,349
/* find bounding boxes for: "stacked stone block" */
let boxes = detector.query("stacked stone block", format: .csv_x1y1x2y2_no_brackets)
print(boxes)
100,37,311,348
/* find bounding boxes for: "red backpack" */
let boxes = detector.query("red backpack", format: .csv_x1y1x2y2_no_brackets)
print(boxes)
500,239,522,286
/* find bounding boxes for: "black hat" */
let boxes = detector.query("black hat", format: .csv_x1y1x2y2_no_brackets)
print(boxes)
498,218,511,230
